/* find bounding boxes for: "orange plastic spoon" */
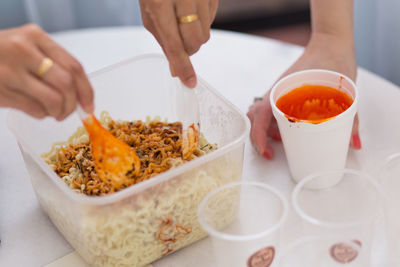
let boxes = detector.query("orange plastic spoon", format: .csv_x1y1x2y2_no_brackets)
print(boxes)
78,107,140,189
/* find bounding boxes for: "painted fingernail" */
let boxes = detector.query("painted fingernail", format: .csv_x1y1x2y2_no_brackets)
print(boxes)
186,77,197,88
271,134,282,141
351,134,362,149
263,146,274,159
263,151,272,159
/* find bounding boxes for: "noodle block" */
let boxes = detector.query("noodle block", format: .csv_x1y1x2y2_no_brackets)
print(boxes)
39,113,243,266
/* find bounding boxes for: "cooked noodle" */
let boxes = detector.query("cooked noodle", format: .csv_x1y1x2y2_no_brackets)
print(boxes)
42,112,216,196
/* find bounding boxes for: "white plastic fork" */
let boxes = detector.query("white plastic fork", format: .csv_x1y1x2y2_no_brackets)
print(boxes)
175,80,200,159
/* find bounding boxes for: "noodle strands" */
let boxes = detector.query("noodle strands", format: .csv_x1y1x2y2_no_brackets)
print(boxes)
182,123,199,160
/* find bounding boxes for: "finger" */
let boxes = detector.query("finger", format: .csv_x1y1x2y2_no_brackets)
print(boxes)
0,86,47,119
246,110,254,124
267,118,281,141
141,7,178,78
146,0,196,88
196,0,211,42
140,2,164,48
247,99,263,126
33,31,94,113
143,17,178,78
42,63,78,120
252,111,274,159
209,0,219,23
21,74,63,119
249,102,274,159
0,27,69,118
350,113,361,149
27,51,77,120
176,0,205,55
248,105,261,146
169,62,177,77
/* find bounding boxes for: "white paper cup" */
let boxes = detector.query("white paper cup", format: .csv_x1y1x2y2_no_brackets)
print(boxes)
270,69,358,186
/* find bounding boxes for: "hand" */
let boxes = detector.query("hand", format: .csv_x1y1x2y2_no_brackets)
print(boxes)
0,24,94,120
247,33,361,159
140,0,218,88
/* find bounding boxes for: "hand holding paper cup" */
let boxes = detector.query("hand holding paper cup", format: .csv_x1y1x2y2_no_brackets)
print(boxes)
269,69,358,186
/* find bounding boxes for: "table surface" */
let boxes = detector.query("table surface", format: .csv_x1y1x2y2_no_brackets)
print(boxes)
1,26,400,267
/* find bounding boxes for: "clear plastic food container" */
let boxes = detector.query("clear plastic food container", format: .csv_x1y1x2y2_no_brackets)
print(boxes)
7,54,250,267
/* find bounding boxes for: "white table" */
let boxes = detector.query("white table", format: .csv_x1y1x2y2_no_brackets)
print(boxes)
1,26,400,267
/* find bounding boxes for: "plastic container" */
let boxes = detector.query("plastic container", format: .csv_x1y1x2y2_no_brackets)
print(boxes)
7,54,250,267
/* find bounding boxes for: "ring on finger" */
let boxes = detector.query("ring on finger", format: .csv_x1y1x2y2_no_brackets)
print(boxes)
253,97,263,103
178,14,199,24
36,58,53,79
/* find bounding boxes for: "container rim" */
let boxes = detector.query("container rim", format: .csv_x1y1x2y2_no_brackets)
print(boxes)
197,181,289,242
292,168,383,228
6,53,250,206
269,69,359,126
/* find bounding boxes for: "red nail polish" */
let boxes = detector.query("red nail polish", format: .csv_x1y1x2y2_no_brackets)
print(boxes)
263,151,272,159
351,134,362,149
271,134,282,141
263,145,274,159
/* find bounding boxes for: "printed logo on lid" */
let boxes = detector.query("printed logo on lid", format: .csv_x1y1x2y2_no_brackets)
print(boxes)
330,240,361,264
247,246,275,267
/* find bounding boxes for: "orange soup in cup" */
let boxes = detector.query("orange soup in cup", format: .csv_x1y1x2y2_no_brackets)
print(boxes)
276,84,353,124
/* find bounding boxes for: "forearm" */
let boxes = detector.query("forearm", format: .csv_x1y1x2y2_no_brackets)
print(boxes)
310,0,354,44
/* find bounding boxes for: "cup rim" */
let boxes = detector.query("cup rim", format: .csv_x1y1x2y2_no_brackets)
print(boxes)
292,169,383,228
373,260,400,266
269,69,358,125
378,152,400,181
197,181,288,241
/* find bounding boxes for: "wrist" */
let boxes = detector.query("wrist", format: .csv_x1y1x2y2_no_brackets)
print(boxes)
303,32,357,81
308,31,355,55
310,0,354,50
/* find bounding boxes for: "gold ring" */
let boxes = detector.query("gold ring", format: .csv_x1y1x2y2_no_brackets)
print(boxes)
36,58,53,78
178,14,199,24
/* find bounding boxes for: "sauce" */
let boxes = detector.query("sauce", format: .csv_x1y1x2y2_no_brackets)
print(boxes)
276,84,353,124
